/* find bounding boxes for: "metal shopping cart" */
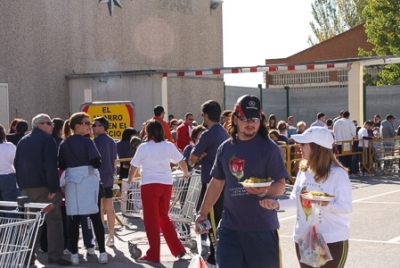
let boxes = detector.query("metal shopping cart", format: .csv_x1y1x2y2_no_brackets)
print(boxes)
123,171,202,259
371,139,400,175
0,198,53,268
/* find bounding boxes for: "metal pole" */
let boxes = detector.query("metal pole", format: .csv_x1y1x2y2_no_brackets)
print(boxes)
363,82,366,123
258,84,262,110
223,82,226,110
284,86,290,118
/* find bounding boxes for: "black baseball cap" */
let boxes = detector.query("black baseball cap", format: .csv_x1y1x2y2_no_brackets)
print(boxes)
234,95,262,119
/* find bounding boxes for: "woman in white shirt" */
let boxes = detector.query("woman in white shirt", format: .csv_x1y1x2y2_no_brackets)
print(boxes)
0,124,19,217
260,126,352,268
128,119,189,264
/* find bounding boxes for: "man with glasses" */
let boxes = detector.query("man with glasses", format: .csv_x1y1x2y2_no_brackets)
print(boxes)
14,113,71,266
176,112,194,151
194,95,288,268
92,116,117,247
189,100,229,267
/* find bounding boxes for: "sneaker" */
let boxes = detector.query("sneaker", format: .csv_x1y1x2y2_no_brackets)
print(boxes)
63,249,71,255
201,240,208,247
205,261,217,268
358,171,365,177
177,251,186,259
106,236,114,247
70,254,79,265
136,256,159,264
98,252,108,264
87,247,96,256
349,174,356,178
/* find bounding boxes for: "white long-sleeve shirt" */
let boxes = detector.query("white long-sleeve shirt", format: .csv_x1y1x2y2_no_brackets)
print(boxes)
279,165,352,243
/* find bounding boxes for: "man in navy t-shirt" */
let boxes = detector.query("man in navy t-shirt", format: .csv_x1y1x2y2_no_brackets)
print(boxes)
195,95,288,268
189,100,229,266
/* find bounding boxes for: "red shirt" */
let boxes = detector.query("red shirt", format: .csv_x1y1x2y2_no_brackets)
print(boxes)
176,122,192,151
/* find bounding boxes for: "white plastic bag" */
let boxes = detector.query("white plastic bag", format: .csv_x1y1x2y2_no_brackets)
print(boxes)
188,235,208,268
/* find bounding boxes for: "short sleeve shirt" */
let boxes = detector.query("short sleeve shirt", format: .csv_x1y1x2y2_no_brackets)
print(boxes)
59,135,101,168
192,124,229,184
94,134,117,187
211,135,289,231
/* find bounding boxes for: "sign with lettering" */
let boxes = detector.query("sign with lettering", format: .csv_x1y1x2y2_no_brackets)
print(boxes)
81,101,134,140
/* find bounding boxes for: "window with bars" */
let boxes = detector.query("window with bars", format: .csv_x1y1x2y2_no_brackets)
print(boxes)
271,71,330,85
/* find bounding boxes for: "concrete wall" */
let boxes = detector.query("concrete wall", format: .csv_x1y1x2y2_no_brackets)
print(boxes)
0,0,223,126
226,85,400,127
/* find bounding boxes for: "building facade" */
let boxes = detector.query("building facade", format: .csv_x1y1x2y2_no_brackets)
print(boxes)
264,24,376,89
0,0,223,128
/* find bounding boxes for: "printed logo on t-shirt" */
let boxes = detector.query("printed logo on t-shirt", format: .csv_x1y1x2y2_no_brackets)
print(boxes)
229,155,245,182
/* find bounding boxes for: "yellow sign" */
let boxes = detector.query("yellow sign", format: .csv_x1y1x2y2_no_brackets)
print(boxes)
81,102,134,140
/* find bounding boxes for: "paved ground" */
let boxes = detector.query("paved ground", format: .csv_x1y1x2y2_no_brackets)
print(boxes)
31,172,400,267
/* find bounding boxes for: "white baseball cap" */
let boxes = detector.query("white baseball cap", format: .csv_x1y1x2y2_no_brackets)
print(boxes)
291,126,334,149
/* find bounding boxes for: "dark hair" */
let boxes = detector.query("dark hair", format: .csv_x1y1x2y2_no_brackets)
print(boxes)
222,110,232,117
51,118,64,139
63,112,89,138
121,127,137,142
16,120,28,134
201,100,221,122
154,106,164,116
0,124,5,143
326,119,333,127
317,112,326,119
268,114,277,128
228,112,269,144
364,120,374,127
129,136,142,156
8,118,22,134
268,129,280,139
145,120,165,142
93,116,109,131
343,111,350,118
191,125,206,143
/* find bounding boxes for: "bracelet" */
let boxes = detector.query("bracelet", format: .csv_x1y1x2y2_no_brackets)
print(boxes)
258,189,269,197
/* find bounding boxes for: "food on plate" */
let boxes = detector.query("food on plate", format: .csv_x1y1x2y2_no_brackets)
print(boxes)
243,177,272,183
303,191,334,198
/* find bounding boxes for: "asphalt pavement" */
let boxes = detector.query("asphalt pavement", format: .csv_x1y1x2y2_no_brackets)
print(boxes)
32,172,400,267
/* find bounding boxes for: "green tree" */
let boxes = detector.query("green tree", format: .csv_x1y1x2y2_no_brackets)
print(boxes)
308,0,367,45
361,0,400,85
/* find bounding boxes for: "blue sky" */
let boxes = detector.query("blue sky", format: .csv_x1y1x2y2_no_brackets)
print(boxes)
223,0,314,87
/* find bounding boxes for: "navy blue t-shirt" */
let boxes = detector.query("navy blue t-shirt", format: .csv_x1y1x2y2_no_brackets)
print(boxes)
192,124,229,184
94,133,117,187
211,135,289,231
59,135,101,168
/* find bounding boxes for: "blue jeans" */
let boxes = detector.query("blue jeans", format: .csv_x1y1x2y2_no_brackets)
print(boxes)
0,173,19,217
216,227,280,268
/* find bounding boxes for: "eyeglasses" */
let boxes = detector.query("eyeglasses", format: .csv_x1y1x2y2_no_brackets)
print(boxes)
92,124,103,128
40,122,53,126
80,121,91,126
237,116,260,123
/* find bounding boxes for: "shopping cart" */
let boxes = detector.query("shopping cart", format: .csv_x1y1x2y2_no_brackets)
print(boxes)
0,198,53,268
124,171,202,259
371,139,400,175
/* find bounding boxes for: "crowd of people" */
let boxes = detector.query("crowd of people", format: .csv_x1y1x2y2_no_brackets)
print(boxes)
0,98,399,267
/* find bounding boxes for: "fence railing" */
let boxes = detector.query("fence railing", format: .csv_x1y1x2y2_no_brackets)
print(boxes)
279,137,400,184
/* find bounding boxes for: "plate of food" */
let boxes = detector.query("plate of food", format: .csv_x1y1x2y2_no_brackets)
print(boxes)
240,177,273,187
300,191,334,201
